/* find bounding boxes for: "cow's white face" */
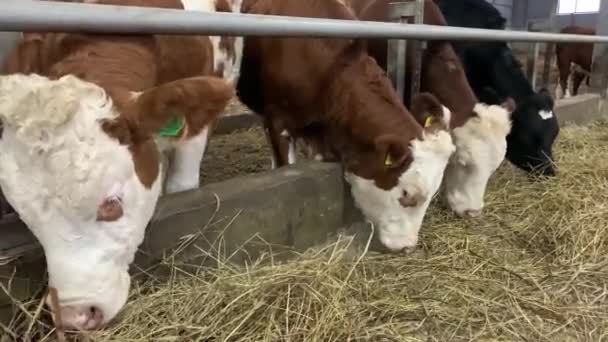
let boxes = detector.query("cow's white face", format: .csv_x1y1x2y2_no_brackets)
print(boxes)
443,103,512,217
344,95,455,252
0,73,234,330
0,74,158,330
346,129,455,252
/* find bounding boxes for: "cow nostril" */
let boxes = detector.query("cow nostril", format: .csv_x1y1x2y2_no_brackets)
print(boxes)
85,306,104,330
399,190,421,208
89,305,103,319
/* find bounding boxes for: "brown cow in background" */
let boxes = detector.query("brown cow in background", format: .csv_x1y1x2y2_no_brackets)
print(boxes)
555,25,595,99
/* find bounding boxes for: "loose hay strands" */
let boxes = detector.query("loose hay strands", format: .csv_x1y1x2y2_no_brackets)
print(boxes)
6,121,608,341
47,288,66,342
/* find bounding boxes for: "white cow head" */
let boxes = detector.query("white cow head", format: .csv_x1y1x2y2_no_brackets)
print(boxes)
0,73,234,330
345,93,456,252
443,101,513,217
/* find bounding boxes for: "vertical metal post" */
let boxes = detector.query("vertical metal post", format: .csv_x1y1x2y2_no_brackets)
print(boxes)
409,0,425,103
590,0,608,99
526,42,540,89
387,2,411,100
387,0,422,104
525,21,540,88
541,0,558,90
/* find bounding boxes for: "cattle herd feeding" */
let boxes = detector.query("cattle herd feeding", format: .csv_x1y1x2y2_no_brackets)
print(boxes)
0,0,601,334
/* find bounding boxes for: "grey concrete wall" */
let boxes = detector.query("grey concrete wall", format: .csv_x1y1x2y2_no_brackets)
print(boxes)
511,0,598,30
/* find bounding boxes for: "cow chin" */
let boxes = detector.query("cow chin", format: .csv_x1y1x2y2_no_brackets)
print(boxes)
42,230,138,330
443,161,488,218
46,263,131,331
345,173,428,252
443,141,504,218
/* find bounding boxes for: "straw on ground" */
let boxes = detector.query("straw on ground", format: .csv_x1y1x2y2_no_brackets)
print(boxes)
5,120,608,341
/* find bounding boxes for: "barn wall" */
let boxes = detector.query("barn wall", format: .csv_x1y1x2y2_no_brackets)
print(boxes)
511,0,598,30
487,0,514,27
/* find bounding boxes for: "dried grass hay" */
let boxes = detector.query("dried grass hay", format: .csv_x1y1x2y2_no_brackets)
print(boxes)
4,120,608,341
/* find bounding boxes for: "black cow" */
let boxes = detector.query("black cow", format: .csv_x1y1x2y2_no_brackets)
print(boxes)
434,0,559,177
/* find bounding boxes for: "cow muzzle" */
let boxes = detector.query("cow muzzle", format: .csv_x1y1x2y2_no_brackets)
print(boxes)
52,304,105,331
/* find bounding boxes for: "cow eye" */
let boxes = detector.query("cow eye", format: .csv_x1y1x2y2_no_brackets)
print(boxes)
96,197,123,222
398,190,419,208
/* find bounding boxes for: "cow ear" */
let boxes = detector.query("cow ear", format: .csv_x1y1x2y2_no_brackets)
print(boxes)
410,92,449,131
375,134,411,169
131,76,234,138
501,97,517,113
102,76,234,147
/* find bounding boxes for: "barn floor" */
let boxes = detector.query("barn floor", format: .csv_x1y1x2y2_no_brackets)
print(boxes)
6,120,608,341
200,126,270,184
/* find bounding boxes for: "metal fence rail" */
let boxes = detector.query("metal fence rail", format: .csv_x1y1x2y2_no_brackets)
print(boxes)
0,0,606,225
1,0,608,44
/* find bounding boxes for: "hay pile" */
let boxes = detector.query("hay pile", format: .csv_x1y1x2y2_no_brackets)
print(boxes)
5,121,608,341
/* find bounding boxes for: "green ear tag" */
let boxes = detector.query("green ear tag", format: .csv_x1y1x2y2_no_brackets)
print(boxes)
159,117,184,137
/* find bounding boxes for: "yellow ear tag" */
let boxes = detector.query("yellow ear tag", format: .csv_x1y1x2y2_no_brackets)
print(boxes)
384,153,394,167
424,116,434,128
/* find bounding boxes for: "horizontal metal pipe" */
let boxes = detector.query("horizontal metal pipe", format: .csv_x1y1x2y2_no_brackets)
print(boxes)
1,0,608,44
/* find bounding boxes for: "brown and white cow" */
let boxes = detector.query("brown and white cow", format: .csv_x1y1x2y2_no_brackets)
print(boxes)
339,0,514,217
0,0,455,330
555,25,595,99
238,0,455,252
0,0,240,331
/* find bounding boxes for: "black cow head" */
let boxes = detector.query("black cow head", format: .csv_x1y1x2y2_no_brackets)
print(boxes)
480,87,559,177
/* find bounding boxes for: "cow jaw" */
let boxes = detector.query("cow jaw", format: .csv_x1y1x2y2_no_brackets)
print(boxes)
346,130,454,252
444,103,512,217
0,73,162,330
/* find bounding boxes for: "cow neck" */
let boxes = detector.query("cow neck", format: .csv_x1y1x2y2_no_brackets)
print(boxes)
445,82,479,128
318,47,420,163
437,86,477,129
418,41,479,130
490,50,535,105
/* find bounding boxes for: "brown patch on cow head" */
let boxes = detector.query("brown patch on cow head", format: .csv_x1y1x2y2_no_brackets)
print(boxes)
350,0,479,130
410,92,449,132
102,76,235,188
322,42,422,190
421,45,476,129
